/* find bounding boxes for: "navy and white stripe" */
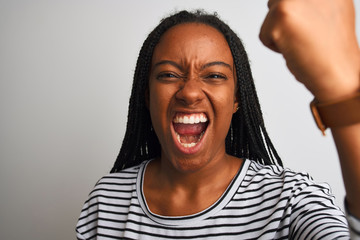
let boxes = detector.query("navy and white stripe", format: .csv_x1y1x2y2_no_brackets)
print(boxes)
76,159,352,239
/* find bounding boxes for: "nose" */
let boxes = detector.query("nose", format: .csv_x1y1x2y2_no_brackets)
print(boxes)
175,76,204,106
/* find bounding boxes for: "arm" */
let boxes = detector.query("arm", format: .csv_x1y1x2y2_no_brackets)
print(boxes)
259,0,360,218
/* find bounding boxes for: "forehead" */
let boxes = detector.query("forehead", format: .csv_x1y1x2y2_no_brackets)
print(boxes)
152,23,233,64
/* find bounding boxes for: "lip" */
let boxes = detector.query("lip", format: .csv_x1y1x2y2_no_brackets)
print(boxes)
170,111,209,155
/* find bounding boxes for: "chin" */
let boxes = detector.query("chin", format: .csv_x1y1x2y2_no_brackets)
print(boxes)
169,155,210,173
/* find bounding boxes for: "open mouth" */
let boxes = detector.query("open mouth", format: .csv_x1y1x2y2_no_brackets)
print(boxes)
172,112,208,148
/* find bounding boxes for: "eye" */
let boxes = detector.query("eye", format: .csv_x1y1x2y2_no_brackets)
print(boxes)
204,73,228,82
207,74,226,79
156,72,180,81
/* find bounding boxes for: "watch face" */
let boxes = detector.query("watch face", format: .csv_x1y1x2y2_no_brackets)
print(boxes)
310,99,327,135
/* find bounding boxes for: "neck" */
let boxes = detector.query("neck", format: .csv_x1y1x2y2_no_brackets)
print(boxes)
154,153,242,193
143,154,243,216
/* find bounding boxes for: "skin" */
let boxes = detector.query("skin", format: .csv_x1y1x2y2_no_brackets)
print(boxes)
143,0,360,219
144,23,242,216
260,0,360,217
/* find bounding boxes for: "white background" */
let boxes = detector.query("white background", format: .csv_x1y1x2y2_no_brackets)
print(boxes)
1,1,359,239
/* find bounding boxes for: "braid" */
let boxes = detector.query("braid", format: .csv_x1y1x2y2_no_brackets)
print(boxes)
111,10,282,173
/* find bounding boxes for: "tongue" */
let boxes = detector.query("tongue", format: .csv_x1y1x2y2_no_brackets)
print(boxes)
173,122,207,135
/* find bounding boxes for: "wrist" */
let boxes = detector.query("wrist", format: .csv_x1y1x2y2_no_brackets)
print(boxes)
310,91,360,135
307,60,360,103
312,78,360,103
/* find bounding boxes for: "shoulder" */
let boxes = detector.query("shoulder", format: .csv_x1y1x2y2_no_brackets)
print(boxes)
78,161,147,218
244,160,349,239
96,164,142,185
246,159,316,182
76,162,149,239
244,160,333,198
86,161,147,201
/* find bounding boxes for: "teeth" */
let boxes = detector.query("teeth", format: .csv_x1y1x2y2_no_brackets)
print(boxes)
174,113,208,124
184,116,189,124
189,115,194,123
183,142,196,148
195,116,200,123
175,132,205,148
173,113,208,148
176,132,181,143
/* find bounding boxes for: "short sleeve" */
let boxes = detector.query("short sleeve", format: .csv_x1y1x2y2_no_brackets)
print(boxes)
288,174,349,239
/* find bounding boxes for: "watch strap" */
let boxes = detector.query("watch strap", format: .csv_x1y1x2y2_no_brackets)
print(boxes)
310,92,360,135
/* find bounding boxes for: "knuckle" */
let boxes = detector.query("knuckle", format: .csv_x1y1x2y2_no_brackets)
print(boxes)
270,1,292,21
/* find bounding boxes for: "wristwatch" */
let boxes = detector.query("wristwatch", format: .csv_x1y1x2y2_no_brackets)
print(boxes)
310,92,360,135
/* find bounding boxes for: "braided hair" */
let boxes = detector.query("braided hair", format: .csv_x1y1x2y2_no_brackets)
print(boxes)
111,10,282,173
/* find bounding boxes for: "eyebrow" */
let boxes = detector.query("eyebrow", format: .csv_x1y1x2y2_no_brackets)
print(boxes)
152,60,232,71
201,61,232,71
153,60,184,71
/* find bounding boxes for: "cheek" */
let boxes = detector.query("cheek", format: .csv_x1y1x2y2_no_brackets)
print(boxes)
149,85,172,111
211,87,237,130
148,84,175,129
218,97,235,123
212,86,237,111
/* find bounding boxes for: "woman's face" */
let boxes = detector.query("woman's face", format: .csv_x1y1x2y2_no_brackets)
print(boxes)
148,23,238,172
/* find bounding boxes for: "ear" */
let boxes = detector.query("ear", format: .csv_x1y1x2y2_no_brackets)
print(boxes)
145,88,150,109
232,69,239,114
233,88,240,114
233,99,239,113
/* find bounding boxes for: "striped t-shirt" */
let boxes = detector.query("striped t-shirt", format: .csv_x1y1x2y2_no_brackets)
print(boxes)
76,159,351,239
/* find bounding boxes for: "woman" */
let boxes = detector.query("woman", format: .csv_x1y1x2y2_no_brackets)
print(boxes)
77,0,360,239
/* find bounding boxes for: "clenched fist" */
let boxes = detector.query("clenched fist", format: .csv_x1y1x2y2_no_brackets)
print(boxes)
260,0,360,102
